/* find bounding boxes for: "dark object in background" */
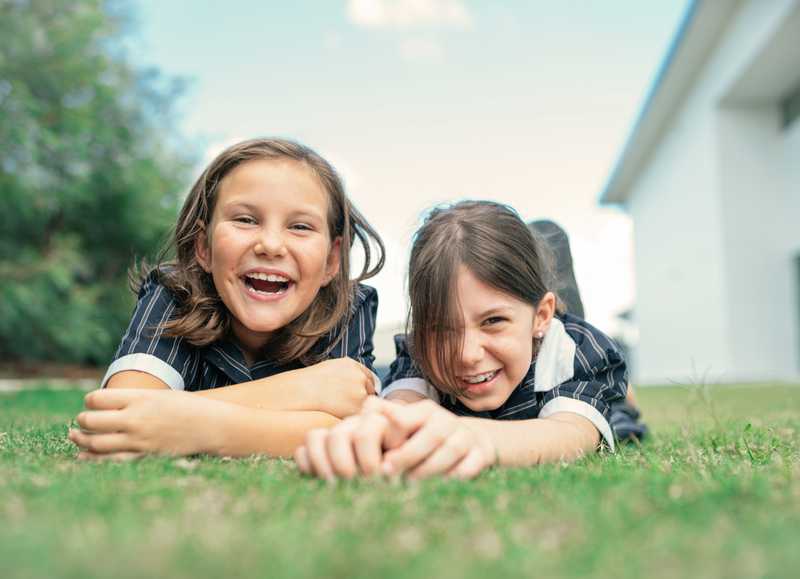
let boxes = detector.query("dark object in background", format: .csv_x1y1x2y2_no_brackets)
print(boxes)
528,219,648,443
528,220,585,318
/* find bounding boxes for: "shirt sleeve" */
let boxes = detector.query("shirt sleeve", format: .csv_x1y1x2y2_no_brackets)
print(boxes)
325,283,379,376
101,273,196,391
380,334,440,402
538,318,628,451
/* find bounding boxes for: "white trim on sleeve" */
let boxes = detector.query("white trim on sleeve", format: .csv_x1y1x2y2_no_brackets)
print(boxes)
101,353,186,391
539,396,615,452
380,378,440,403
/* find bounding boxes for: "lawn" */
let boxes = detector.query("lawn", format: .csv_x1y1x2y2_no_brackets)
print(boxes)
1,384,798,579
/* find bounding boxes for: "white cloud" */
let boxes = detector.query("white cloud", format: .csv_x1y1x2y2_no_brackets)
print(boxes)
347,0,472,29
398,36,445,63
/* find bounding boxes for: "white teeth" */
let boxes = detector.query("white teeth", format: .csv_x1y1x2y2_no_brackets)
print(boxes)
245,272,290,282
462,370,498,384
247,285,286,295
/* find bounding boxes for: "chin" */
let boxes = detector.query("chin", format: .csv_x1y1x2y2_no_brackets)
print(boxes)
459,394,505,412
238,315,287,334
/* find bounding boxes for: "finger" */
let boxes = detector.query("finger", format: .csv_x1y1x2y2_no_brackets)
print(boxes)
305,428,336,482
382,418,453,475
358,398,409,452
326,423,359,479
68,429,138,454
361,395,389,413
408,431,470,480
364,376,377,396
381,399,438,431
448,448,490,480
381,401,438,451
77,450,143,462
294,445,312,475
357,364,378,396
76,410,128,433
84,389,139,410
352,413,389,476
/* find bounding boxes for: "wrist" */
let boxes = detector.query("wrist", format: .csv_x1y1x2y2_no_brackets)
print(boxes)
204,399,239,455
480,430,499,467
276,368,322,412
460,418,499,467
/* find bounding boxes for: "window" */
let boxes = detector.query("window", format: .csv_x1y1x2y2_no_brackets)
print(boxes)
796,253,800,372
781,83,800,129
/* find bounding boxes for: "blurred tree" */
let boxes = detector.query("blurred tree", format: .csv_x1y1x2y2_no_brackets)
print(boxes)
0,0,191,365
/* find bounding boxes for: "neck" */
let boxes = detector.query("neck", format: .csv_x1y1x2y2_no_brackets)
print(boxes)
230,320,272,366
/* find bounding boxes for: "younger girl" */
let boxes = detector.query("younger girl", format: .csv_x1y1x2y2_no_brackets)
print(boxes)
69,138,384,459
295,200,628,480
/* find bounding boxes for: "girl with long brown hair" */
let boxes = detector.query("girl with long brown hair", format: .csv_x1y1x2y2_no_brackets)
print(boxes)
69,138,384,458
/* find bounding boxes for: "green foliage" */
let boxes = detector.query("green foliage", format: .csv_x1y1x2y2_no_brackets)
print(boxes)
1,384,799,579
0,0,191,364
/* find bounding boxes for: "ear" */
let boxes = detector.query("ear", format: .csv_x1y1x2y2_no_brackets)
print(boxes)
323,237,342,287
195,225,212,273
533,291,557,338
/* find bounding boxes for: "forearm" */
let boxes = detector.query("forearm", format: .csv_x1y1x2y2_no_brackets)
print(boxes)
460,412,600,467
194,369,316,411
203,402,340,458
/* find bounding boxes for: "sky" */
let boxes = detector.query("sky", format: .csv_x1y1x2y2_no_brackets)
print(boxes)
130,0,689,352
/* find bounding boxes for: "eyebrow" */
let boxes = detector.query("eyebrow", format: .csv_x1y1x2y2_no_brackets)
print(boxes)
476,306,515,319
221,200,326,221
221,201,259,212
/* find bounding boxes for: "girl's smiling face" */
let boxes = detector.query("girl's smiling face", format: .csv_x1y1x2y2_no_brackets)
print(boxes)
447,266,555,412
196,159,340,358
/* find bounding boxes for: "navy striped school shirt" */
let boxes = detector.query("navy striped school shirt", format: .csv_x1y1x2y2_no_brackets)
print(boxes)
102,272,378,391
381,313,628,450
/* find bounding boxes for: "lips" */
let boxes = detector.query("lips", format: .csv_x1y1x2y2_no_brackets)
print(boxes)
459,369,501,396
241,270,295,296
460,369,500,384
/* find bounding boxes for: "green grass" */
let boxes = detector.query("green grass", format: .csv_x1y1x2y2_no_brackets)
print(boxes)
1,384,799,579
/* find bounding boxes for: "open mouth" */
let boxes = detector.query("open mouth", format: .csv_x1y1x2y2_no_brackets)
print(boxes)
242,272,293,296
460,369,500,385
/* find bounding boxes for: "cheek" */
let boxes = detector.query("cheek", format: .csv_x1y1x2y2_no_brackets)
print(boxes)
208,227,244,262
499,335,533,376
298,238,332,275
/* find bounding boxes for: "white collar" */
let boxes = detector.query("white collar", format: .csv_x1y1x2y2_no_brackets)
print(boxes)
533,317,576,392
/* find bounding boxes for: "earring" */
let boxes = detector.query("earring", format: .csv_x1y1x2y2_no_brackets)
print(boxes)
535,331,544,340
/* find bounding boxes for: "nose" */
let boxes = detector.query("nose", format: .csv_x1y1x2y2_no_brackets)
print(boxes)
460,328,484,369
254,226,287,258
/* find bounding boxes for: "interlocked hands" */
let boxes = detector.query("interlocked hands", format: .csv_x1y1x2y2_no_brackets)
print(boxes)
294,397,497,481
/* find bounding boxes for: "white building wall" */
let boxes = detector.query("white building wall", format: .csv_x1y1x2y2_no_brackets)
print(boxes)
626,0,800,383
783,120,800,253
717,107,799,381
628,95,730,384
781,119,800,374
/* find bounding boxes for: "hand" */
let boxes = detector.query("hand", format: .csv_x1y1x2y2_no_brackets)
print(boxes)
68,389,228,459
291,358,377,419
294,398,408,481
378,400,497,480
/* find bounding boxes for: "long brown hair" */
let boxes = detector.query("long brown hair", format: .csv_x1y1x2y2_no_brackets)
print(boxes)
407,200,556,396
137,138,385,364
